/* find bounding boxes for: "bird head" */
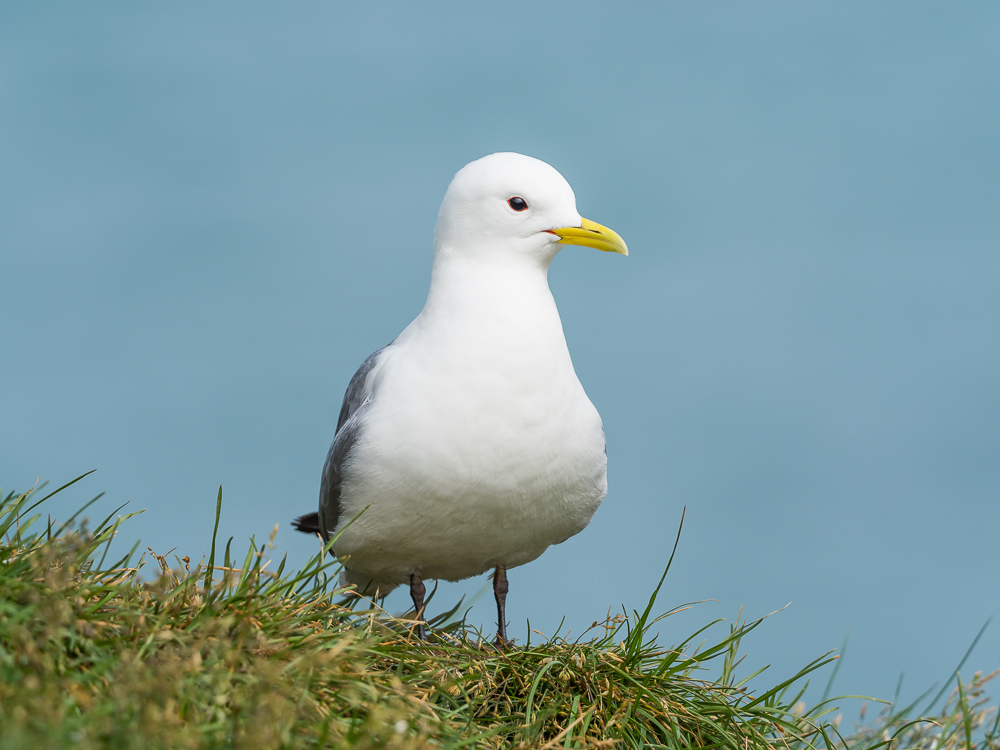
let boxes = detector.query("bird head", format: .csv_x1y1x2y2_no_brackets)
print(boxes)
433,153,628,267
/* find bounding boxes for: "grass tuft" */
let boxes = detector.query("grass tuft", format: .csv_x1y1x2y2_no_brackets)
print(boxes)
0,476,995,749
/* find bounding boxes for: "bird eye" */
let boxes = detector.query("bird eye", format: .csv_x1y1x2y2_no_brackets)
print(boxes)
507,196,529,212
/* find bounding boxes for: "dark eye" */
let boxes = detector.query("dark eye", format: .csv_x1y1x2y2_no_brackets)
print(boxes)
507,196,529,212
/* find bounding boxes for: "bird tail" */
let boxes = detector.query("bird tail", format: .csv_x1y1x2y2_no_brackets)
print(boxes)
292,511,321,534
290,512,398,598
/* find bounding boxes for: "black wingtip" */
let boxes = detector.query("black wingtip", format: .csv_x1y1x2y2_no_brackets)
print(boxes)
292,511,322,535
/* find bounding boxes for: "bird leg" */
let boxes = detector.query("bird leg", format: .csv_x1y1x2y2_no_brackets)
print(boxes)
409,573,427,641
493,564,511,649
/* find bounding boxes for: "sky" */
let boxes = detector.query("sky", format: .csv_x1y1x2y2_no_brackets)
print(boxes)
3,2,998,718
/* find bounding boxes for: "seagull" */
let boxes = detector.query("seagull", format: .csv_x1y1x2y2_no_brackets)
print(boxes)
293,152,627,646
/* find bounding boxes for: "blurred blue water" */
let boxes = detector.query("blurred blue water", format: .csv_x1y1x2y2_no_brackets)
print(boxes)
2,2,998,714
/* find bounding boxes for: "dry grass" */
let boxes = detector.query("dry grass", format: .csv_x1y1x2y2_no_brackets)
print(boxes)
0,474,995,749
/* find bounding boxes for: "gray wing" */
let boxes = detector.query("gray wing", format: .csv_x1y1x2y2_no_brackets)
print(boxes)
318,345,390,544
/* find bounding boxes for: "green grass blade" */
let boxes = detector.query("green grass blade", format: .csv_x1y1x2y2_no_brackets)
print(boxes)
203,485,223,595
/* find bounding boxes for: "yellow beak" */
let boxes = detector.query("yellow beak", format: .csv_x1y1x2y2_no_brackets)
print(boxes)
548,217,629,256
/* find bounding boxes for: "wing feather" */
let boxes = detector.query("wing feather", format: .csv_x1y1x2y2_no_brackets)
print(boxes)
316,345,390,542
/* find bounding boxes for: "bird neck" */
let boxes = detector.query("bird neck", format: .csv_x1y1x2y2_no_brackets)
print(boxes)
419,252,558,326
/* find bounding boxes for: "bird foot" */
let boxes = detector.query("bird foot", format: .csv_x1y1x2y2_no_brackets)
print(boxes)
493,634,513,651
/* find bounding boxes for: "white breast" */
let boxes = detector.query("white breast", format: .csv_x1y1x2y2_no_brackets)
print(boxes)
332,260,608,584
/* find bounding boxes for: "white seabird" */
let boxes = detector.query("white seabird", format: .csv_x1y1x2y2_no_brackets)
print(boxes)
294,152,628,645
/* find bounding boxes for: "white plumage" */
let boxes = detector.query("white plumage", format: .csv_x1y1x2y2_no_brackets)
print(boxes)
299,152,627,642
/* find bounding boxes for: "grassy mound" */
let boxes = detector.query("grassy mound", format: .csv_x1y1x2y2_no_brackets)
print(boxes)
0,474,995,749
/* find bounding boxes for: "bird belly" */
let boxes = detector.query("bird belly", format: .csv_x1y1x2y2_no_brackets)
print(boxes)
332,384,607,584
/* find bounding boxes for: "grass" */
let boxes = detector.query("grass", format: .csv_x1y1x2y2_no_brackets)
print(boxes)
0,473,996,749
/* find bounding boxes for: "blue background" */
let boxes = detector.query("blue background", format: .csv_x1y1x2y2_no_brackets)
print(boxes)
3,2,998,717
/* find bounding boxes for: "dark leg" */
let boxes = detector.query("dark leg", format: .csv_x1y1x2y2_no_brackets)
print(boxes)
493,564,511,649
409,573,427,641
